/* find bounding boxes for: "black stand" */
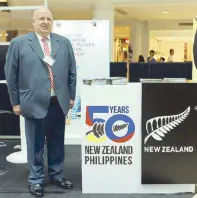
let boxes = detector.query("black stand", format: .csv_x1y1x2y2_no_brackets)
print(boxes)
0,142,9,177
0,167,8,176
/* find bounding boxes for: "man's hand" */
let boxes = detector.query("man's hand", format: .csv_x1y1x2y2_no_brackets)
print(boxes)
69,99,75,109
13,105,21,115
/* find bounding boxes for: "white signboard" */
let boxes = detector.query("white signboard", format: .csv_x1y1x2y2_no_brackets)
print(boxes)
81,84,142,193
52,20,109,142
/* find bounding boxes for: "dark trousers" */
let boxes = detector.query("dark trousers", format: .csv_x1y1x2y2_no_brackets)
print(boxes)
25,97,65,184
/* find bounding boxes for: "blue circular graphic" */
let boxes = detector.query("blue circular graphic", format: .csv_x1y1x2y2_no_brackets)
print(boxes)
105,114,135,143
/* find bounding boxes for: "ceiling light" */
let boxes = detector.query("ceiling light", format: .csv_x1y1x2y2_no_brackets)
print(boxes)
163,11,168,14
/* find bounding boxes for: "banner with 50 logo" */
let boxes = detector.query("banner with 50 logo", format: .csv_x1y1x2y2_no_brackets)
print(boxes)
85,106,135,143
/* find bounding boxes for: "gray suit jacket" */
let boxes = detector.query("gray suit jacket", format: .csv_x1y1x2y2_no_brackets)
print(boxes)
4,32,76,119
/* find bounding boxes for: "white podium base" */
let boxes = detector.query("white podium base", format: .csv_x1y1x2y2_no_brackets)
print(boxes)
6,151,27,164
64,119,82,145
6,118,82,165
64,134,82,145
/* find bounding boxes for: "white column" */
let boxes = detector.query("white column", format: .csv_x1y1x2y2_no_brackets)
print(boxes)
93,4,114,62
130,20,149,62
130,20,142,62
141,21,149,59
6,116,27,163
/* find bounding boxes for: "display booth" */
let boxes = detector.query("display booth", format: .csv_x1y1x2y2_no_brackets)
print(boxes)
0,18,197,195
81,83,195,193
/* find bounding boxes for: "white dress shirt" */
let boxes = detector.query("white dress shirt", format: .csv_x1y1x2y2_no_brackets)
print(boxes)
35,32,55,96
35,32,51,54
167,55,174,62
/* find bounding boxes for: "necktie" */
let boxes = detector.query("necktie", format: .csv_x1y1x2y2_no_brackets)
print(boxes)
41,37,55,90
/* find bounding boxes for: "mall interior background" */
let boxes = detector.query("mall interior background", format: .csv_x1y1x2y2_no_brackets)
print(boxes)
0,0,196,63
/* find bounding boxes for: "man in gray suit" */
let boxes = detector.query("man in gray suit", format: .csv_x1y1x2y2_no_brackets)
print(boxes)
4,7,76,197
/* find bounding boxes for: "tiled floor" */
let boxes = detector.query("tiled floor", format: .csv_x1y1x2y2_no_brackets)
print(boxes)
0,139,195,198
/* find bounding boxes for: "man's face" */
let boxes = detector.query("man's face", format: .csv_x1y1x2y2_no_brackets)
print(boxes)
150,51,154,57
32,9,53,36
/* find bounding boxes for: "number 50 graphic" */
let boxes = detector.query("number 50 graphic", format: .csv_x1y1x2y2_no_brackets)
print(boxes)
86,106,135,143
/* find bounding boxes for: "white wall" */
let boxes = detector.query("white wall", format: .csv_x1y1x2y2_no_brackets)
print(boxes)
149,29,193,62
150,30,193,38
149,37,159,51
116,19,193,31
149,39,193,62
160,41,184,62
115,19,193,61
148,19,193,31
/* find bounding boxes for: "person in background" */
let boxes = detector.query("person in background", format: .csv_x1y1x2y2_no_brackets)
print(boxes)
147,50,156,62
138,55,145,62
128,45,133,62
160,57,165,62
167,49,174,62
4,7,76,197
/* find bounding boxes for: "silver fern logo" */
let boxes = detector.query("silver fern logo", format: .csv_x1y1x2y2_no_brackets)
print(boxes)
144,106,190,144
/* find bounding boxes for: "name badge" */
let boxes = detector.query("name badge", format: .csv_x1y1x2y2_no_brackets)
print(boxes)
43,56,55,67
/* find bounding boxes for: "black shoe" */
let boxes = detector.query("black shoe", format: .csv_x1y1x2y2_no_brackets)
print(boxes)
29,183,44,197
50,178,73,189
